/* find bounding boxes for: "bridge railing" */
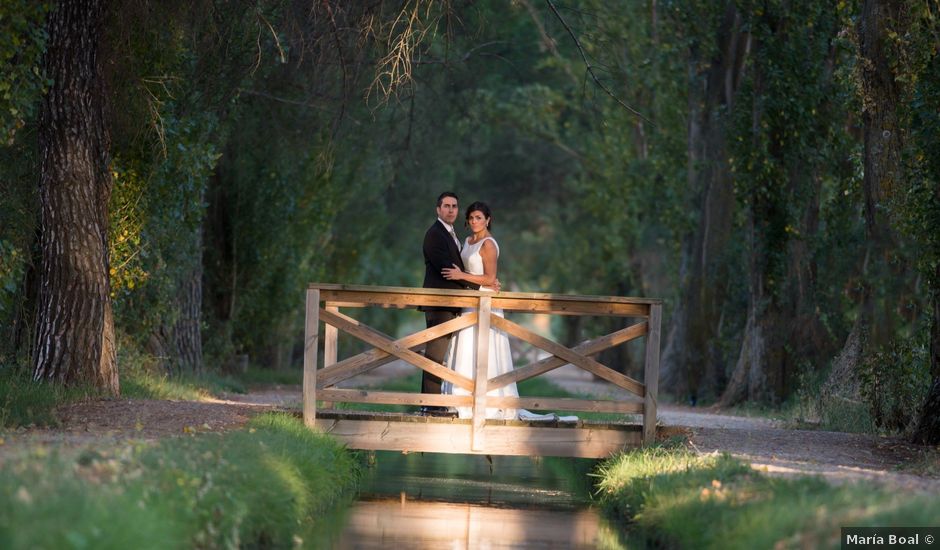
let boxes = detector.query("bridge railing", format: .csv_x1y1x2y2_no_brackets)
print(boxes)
303,283,662,447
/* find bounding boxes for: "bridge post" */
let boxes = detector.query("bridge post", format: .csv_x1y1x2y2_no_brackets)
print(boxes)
322,304,338,410
303,288,320,427
643,303,662,445
471,295,491,452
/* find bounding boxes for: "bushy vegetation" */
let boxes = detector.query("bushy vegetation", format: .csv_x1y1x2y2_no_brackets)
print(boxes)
859,330,932,434
0,413,360,549
596,443,940,549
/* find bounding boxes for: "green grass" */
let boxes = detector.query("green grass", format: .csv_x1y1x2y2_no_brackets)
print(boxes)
0,413,360,549
120,369,246,400
0,366,96,428
236,366,303,386
595,442,940,549
896,447,940,477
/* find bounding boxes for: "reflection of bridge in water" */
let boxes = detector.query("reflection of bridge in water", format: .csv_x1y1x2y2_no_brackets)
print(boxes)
303,284,662,458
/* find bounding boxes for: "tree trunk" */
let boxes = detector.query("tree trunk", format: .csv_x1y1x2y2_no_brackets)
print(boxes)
661,2,749,404
33,0,119,395
854,0,909,347
912,191,940,444
173,263,204,375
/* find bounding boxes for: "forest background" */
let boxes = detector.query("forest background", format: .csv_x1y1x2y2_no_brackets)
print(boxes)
1,0,939,443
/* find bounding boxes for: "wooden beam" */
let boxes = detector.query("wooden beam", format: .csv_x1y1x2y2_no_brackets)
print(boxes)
485,396,643,414
491,298,649,317
314,416,642,458
317,313,478,388
319,308,474,391
303,289,320,426
471,296,491,451
319,290,480,310
318,389,472,408
643,303,662,445
318,294,650,317
491,315,645,397
322,304,339,409
309,282,663,305
488,321,648,391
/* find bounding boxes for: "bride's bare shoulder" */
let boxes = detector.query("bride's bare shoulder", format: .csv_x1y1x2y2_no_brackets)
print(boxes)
480,237,499,254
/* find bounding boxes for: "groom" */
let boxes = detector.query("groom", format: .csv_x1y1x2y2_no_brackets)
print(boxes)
419,192,477,417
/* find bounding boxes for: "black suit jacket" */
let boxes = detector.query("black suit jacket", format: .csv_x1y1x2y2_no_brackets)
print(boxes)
422,220,478,312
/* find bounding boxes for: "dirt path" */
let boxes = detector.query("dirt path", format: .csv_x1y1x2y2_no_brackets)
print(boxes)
2,367,937,494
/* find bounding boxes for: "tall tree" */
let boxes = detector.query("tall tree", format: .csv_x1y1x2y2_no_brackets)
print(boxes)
719,1,845,405
660,1,749,402
32,0,118,394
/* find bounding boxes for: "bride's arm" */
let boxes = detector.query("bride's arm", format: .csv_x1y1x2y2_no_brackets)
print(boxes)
442,240,498,287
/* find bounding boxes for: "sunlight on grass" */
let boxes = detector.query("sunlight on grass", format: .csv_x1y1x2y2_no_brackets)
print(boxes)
596,443,940,549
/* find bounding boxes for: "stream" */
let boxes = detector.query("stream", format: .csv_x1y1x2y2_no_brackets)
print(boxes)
307,451,633,549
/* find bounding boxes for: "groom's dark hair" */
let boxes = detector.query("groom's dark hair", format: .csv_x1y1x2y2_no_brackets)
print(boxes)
437,191,458,206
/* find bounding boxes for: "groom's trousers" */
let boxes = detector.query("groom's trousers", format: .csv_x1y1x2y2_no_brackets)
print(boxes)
422,309,458,394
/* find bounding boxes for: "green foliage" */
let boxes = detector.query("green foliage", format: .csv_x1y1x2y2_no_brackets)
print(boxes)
898,48,940,304
596,444,940,549
859,329,931,433
109,112,220,341
0,1,49,144
0,240,23,319
0,413,360,548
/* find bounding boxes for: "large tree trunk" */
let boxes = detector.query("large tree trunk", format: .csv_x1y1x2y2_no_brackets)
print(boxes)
33,0,119,394
660,2,749,403
855,0,908,345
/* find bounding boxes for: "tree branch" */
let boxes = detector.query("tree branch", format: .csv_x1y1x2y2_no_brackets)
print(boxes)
544,0,653,126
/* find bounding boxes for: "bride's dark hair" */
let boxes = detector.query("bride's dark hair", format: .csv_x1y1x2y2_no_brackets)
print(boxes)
465,201,492,229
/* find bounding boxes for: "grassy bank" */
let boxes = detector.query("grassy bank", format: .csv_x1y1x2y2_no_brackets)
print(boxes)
596,443,939,549
0,413,359,548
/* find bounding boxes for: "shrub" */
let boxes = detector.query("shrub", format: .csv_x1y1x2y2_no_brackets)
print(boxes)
859,329,931,434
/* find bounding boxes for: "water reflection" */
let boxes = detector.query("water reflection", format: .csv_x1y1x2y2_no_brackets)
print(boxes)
360,452,596,508
330,498,611,549
308,452,632,549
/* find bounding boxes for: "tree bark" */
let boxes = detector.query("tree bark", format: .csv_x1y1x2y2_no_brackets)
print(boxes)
33,0,119,394
173,263,204,375
660,2,749,403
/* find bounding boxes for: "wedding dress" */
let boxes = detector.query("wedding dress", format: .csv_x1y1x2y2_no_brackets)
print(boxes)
442,237,560,421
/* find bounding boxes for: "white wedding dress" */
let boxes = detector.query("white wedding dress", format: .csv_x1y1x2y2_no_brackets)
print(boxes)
442,237,558,421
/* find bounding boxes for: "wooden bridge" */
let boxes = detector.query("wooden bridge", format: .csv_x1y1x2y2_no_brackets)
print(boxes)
303,284,662,458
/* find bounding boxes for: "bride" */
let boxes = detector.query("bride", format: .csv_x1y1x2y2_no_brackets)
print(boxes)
440,202,560,421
